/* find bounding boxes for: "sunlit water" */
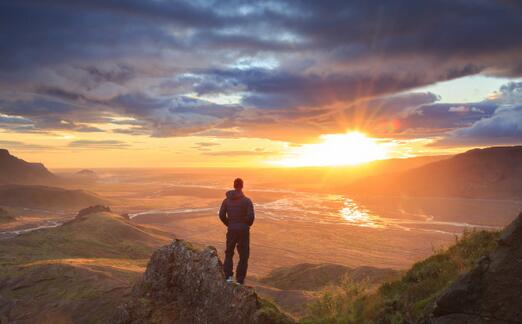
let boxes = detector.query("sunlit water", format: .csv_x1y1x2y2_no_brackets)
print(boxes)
127,183,521,235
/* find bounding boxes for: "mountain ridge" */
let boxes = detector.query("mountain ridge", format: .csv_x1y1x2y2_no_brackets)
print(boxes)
0,184,108,209
0,149,58,185
348,145,522,199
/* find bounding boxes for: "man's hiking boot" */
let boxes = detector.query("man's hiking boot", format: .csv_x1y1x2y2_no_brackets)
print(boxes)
226,276,235,284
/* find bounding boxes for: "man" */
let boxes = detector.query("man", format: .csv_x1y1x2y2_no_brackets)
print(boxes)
219,178,255,285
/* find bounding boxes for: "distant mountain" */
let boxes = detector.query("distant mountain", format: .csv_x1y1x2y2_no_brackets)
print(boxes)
76,169,98,178
349,146,522,199
0,149,58,184
258,155,450,193
0,184,108,209
0,207,174,323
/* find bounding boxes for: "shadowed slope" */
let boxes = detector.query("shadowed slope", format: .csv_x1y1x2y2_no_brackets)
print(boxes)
0,210,174,323
349,146,522,199
301,228,501,323
0,184,108,209
430,212,522,323
259,263,399,291
0,149,57,185
0,207,15,223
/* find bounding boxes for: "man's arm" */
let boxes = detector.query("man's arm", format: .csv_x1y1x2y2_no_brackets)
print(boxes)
219,199,228,226
247,199,255,226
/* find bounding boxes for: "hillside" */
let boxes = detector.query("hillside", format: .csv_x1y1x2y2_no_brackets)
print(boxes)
300,223,508,323
0,207,291,324
0,207,15,223
430,212,522,323
0,149,58,185
0,184,108,209
255,155,450,193
0,207,174,323
349,146,522,199
255,263,399,318
259,263,399,291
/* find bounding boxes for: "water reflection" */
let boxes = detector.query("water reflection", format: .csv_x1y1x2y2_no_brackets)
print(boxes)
123,180,518,235
339,198,384,228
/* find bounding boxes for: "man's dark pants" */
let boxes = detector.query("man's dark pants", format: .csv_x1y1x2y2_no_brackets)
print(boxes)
223,228,249,284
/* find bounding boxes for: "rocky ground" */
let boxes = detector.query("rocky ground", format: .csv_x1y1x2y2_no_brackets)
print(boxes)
430,213,522,323
116,239,293,324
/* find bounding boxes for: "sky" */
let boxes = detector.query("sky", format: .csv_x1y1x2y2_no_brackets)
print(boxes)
0,0,521,168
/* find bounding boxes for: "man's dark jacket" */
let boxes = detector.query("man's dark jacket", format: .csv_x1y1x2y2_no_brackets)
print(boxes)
219,190,255,230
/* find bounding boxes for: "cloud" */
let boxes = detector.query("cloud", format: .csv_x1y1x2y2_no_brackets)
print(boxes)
433,82,522,146
400,102,497,131
202,149,276,156
0,1,521,143
191,141,221,151
68,140,129,148
213,68,434,109
109,93,243,137
0,140,54,151
434,105,522,146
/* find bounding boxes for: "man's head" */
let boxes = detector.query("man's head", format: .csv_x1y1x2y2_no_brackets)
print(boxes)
234,178,244,190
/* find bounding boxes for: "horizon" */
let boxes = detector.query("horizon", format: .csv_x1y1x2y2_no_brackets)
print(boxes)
0,2,521,168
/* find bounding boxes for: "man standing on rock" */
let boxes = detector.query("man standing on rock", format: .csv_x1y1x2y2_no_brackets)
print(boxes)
219,178,255,285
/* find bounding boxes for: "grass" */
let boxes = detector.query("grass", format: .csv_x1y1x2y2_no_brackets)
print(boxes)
0,211,174,323
257,297,296,324
300,229,499,324
0,212,173,266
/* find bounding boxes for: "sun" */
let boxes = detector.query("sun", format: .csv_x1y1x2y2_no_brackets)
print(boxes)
274,131,388,167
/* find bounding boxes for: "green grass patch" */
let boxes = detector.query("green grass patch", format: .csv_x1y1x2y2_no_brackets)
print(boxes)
300,229,499,324
257,297,296,324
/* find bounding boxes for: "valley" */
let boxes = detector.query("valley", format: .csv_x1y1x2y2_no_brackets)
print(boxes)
1,147,522,322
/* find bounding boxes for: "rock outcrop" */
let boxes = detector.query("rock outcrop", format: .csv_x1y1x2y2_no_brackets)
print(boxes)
0,207,14,222
116,239,293,324
429,212,522,323
76,205,112,219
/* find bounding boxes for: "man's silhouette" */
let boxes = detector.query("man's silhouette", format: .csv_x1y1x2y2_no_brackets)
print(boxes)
219,178,255,284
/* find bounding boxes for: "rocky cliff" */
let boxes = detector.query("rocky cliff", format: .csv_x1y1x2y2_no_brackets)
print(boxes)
429,212,522,323
116,239,293,324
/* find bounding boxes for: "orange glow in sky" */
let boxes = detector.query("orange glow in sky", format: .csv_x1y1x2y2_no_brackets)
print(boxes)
273,131,389,167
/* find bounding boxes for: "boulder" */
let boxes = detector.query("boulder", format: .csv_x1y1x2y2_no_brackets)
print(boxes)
116,239,293,324
429,212,522,323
